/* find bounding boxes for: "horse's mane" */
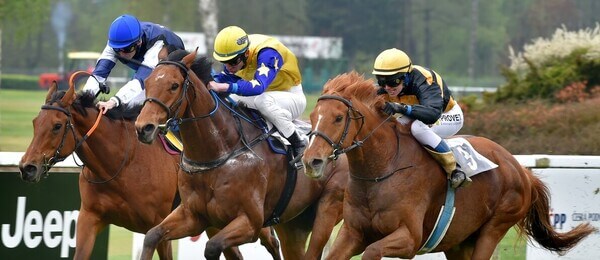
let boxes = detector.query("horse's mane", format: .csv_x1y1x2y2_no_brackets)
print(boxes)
322,71,384,109
47,91,140,121
166,49,213,85
322,71,412,136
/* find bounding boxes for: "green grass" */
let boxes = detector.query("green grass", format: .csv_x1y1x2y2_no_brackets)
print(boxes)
1,89,525,259
0,89,47,151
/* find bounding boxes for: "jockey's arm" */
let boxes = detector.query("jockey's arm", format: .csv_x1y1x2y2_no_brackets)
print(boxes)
102,41,166,108
82,45,118,95
132,40,165,90
220,48,282,96
410,81,445,124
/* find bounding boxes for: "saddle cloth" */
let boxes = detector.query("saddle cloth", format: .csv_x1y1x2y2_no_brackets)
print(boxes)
161,130,183,154
446,137,498,177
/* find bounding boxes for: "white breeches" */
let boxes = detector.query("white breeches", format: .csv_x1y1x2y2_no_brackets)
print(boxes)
397,104,464,148
230,84,307,138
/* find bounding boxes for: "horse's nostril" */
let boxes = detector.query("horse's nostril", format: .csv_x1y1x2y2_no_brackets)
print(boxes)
24,164,37,174
19,164,38,181
310,159,324,169
143,124,156,135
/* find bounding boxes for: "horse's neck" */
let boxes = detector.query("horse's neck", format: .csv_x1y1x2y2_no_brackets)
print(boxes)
72,110,134,176
347,121,422,177
179,91,245,160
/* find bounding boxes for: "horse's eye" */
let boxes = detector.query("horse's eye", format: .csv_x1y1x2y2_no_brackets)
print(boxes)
170,83,179,91
335,115,343,122
52,123,62,132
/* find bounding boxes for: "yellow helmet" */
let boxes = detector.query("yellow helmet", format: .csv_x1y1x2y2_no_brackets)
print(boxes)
372,48,412,76
213,26,250,62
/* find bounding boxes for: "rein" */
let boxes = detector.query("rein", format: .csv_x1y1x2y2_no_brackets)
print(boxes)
309,95,393,160
82,116,132,184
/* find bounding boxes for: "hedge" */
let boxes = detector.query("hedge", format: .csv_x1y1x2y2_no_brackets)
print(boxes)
0,74,41,91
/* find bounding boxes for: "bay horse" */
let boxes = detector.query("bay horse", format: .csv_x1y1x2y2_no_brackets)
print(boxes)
134,50,348,260
301,71,596,259
18,79,280,259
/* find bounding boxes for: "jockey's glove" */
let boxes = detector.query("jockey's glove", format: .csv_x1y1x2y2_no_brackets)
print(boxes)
99,83,110,95
383,102,409,115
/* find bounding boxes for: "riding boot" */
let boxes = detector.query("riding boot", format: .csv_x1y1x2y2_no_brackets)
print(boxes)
286,132,306,169
425,141,472,188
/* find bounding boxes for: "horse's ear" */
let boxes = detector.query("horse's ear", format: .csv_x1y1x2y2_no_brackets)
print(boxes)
61,79,76,106
182,47,199,68
45,81,58,103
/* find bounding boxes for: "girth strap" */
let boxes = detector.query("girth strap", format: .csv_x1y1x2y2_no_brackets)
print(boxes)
263,151,298,227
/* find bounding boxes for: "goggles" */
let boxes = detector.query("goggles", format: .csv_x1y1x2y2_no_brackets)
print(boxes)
377,73,406,88
223,54,244,66
113,42,138,54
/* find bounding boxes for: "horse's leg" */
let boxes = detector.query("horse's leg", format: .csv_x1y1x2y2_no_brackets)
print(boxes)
443,238,476,260
204,215,259,260
206,227,243,260
156,240,173,260
273,222,311,260
361,225,419,259
258,227,282,260
73,210,105,260
304,194,343,260
325,222,366,260
141,205,206,260
468,220,515,260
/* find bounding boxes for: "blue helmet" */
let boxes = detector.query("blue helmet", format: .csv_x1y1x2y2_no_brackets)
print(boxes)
108,14,142,49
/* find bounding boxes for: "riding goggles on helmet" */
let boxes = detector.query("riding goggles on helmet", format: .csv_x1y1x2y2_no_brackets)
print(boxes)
113,41,138,53
377,73,406,88
223,53,244,66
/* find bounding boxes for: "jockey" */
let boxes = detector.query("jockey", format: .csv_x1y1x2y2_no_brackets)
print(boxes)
82,14,185,113
373,48,471,188
209,26,307,169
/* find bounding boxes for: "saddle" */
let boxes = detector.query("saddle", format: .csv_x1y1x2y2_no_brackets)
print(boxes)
230,100,310,156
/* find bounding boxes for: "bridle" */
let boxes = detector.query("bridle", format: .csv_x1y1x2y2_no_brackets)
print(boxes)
143,60,219,131
40,104,79,171
40,103,129,184
143,60,271,173
309,95,392,160
309,94,410,182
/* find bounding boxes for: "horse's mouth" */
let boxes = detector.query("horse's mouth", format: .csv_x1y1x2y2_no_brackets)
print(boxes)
303,158,327,179
18,162,48,183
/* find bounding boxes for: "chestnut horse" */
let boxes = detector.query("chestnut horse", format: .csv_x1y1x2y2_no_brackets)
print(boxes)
135,50,348,260
302,72,596,259
18,79,280,259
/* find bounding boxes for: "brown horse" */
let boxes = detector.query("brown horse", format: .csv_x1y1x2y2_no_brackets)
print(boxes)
18,79,280,260
301,71,596,260
134,50,348,260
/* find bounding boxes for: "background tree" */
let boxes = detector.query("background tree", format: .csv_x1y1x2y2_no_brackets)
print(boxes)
1,0,600,91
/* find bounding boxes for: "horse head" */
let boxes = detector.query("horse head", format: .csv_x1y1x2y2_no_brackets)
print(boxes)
19,77,80,182
136,49,213,144
303,71,396,179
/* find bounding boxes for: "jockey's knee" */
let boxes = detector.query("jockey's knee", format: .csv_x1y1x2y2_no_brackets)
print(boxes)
411,120,441,148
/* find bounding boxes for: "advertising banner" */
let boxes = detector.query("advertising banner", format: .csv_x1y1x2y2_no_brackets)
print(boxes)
0,169,109,259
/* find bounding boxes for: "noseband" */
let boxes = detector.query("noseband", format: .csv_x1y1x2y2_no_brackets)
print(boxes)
309,95,392,160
